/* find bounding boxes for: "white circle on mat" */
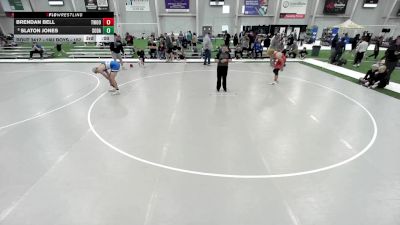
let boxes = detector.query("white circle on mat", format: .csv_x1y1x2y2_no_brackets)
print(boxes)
0,70,100,130
88,70,378,179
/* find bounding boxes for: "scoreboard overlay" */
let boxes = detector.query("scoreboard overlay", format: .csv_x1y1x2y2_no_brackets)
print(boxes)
14,12,115,43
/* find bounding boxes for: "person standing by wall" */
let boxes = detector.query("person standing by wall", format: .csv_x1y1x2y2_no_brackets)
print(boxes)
125,32,133,46
268,33,280,66
224,31,231,48
178,31,184,46
353,37,369,67
263,33,271,50
165,33,174,62
216,45,232,92
367,36,383,60
351,34,360,52
203,33,213,65
233,34,239,47
241,33,250,57
192,32,198,51
383,36,400,82
186,31,192,50
299,31,306,46
330,35,339,64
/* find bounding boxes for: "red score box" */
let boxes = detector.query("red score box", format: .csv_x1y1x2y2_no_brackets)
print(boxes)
102,18,114,26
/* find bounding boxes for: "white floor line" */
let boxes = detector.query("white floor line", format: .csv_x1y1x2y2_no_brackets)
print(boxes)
340,139,353,150
257,150,302,225
143,89,181,225
288,97,296,105
0,70,100,131
284,201,302,225
143,191,159,225
309,115,319,123
0,152,69,222
88,70,378,178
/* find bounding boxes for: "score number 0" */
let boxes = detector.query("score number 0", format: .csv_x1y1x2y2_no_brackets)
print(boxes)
102,18,114,34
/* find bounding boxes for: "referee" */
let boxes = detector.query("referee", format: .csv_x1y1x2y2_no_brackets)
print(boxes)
216,45,232,92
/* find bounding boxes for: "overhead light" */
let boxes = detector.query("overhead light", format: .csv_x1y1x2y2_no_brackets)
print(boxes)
363,3,377,7
49,0,64,6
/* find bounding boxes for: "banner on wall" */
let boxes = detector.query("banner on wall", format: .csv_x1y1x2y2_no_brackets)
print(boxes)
323,0,348,14
280,0,307,19
165,0,190,12
85,0,109,11
126,0,150,11
243,0,268,16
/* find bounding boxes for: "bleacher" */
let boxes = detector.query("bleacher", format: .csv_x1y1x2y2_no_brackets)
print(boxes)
0,46,54,59
66,45,135,58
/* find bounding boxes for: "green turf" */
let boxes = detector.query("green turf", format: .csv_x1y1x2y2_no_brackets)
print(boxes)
310,50,400,84
300,61,400,100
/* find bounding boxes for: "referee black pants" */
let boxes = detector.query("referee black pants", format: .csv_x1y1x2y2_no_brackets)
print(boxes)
217,66,228,91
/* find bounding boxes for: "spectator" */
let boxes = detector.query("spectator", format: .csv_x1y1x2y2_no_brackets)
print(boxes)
178,31,184,45
55,40,63,56
171,32,175,42
203,33,213,65
29,42,43,59
268,34,280,66
125,32,133,46
192,32,198,51
288,41,298,58
263,33,271,50
149,41,157,59
253,38,263,59
367,36,383,60
176,46,185,60
359,64,379,87
233,34,239,47
353,37,369,67
330,35,339,64
333,37,346,64
382,36,400,82
286,33,294,48
159,33,165,43
299,31,306,46
110,35,125,67
165,33,174,62
234,45,243,59
352,34,360,52
242,34,250,51
299,47,308,59
277,37,285,52
137,48,145,67
149,33,155,42
158,43,166,59
224,31,231,47
186,31,192,50
368,65,389,89
248,31,255,52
